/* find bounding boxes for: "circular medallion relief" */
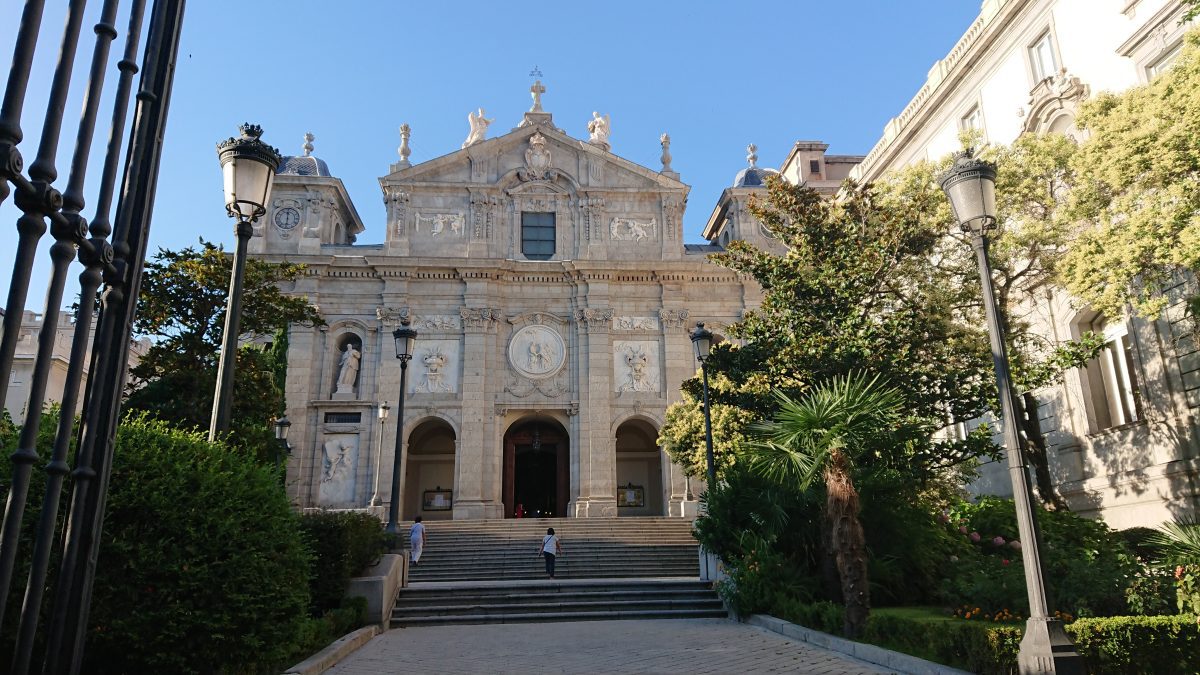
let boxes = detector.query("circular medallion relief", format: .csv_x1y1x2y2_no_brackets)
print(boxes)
508,325,565,380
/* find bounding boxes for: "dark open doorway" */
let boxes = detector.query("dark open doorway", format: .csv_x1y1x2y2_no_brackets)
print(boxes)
504,420,568,518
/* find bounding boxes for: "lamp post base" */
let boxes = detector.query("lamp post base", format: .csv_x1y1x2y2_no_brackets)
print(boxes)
1018,617,1084,674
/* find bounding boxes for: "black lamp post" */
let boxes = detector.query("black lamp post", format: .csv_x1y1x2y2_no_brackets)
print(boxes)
940,151,1082,674
386,319,417,538
273,416,291,474
690,322,716,487
371,402,390,507
209,123,281,442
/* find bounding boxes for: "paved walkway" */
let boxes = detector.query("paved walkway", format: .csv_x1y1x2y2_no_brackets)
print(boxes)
324,618,897,674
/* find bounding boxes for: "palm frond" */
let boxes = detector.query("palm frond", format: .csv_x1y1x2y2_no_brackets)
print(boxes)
1147,519,1200,565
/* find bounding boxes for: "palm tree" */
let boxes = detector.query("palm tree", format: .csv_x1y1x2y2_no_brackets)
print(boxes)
749,372,902,638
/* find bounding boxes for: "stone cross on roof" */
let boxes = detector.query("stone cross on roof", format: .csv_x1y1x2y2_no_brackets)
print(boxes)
530,79,546,113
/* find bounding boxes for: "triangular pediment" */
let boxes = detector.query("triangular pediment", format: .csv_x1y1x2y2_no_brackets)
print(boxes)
379,122,687,195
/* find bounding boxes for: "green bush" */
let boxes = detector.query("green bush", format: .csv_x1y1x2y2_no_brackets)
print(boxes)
84,416,312,674
715,531,817,616
943,497,1138,617
299,510,387,615
1124,565,1178,616
771,598,845,635
1067,614,1200,674
863,610,1020,675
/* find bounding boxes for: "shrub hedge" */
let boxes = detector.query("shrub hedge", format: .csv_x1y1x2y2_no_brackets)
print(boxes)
298,510,387,615
769,602,1199,675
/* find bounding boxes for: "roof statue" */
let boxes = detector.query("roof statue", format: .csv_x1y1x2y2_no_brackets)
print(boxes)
587,112,611,152
462,108,493,149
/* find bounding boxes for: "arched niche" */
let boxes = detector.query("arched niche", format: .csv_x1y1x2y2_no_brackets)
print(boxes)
330,331,364,398
614,417,664,517
403,417,456,521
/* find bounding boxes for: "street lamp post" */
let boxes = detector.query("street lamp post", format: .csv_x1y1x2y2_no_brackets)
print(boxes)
273,416,291,475
209,123,281,442
690,322,716,487
371,402,390,507
940,151,1082,674
386,319,418,538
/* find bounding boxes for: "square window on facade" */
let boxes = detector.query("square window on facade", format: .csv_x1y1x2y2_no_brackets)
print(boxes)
962,105,983,131
1030,31,1058,82
521,211,555,260
1147,43,1183,79
808,159,821,176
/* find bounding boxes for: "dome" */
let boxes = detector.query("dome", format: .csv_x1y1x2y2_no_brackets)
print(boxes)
277,132,332,177
731,142,775,187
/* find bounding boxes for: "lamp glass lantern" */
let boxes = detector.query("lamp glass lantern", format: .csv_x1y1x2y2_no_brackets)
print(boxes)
274,416,291,443
690,322,714,362
392,320,418,361
378,402,390,421
217,123,282,223
938,152,998,233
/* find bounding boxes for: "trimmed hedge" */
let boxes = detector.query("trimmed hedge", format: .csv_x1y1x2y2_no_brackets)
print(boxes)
299,510,387,615
770,603,1199,675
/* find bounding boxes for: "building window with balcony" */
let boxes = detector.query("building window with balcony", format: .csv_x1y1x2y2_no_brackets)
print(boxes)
521,211,555,260
1029,31,1059,82
1079,315,1144,432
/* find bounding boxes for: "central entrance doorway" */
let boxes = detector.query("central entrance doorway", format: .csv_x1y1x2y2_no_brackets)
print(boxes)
503,419,568,518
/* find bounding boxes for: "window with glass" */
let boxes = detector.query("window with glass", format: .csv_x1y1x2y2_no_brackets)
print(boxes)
1147,43,1183,79
1081,316,1144,431
521,212,555,260
961,105,983,132
1030,31,1058,82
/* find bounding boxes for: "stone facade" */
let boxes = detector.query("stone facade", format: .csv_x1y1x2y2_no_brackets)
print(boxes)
847,0,1200,527
254,107,761,520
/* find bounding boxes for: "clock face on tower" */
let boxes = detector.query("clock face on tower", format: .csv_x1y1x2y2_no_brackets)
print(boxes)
274,206,301,230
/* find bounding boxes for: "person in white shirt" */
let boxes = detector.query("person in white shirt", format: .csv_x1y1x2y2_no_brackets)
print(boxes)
409,516,426,567
540,527,562,579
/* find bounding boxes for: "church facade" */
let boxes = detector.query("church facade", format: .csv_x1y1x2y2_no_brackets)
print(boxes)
254,97,772,521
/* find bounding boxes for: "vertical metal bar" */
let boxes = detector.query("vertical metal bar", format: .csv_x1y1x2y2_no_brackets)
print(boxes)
10,0,128,669
0,0,48,206
0,0,91,631
701,362,715,487
386,362,409,536
44,1,186,670
208,220,254,441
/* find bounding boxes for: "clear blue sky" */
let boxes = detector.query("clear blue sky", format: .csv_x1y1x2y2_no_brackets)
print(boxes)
1,1,979,312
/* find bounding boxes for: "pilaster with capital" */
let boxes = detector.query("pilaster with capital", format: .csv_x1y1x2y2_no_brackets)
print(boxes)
659,306,695,515
572,305,618,516
455,305,502,518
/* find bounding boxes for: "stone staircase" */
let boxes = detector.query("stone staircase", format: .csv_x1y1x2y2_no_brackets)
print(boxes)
391,517,725,626
399,517,700,582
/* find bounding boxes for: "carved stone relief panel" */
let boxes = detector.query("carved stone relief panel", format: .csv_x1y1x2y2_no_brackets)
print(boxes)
410,339,460,394
508,324,566,380
613,316,658,331
662,196,682,241
610,217,657,242
376,306,410,329
415,314,460,331
318,433,359,506
415,212,465,237
384,186,410,236
657,309,690,329
614,340,660,394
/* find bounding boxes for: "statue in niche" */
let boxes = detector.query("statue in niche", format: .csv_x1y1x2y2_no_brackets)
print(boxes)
335,343,361,395
462,108,493,148
619,345,653,393
322,439,352,483
419,348,453,393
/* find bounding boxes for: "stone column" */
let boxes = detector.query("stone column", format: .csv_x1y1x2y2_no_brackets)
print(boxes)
455,306,501,519
573,305,617,517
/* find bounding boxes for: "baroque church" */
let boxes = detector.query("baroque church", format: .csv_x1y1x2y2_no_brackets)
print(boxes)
253,85,789,521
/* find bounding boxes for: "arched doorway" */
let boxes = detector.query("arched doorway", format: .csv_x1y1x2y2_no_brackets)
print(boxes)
615,418,664,516
403,418,456,521
503,419,569,518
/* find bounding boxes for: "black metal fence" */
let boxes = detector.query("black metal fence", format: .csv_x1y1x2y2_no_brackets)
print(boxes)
0,1,185,672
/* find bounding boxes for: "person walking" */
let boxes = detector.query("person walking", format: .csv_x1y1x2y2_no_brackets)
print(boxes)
540,527,562,579
409,516,426,567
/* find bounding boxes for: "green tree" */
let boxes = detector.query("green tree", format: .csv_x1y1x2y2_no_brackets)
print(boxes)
871,133,1106,509
125,241,322,453
749,373,903,638
1061,27,1200,318
660,175,998,488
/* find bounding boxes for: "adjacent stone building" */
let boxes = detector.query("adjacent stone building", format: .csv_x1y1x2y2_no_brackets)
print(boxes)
257,98,767,521
847,0,1200,527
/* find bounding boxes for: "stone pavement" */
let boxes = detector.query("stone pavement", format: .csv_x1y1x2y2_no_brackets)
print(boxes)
323,618,897,674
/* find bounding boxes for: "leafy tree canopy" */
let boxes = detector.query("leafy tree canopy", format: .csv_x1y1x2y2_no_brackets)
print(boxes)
1061,27,1200,317
125,241,321,452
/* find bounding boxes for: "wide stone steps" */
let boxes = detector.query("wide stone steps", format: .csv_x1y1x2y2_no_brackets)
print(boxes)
391,579,725,627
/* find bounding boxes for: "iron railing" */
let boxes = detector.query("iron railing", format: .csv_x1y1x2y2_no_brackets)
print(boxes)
0,1,186,672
